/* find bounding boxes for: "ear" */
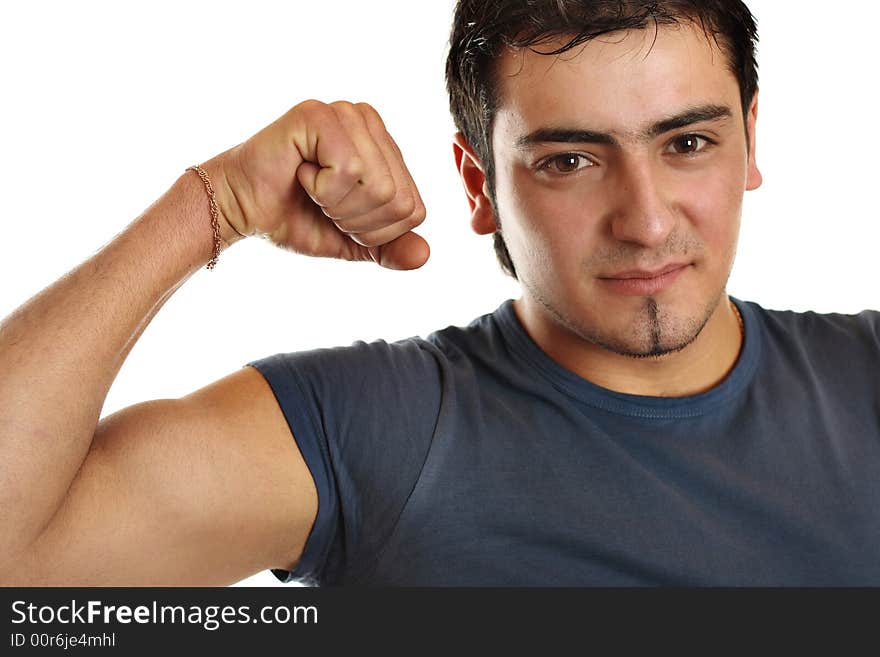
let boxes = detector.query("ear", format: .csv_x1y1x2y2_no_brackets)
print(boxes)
745,90,762,191
452,132,498,235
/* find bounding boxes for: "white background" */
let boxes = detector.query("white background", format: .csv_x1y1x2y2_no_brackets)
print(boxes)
1,1,877,586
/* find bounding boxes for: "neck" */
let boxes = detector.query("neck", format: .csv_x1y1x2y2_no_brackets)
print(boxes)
512,293,744,398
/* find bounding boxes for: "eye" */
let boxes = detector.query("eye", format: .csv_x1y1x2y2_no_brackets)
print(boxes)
538,153,595,175
666,134,714,155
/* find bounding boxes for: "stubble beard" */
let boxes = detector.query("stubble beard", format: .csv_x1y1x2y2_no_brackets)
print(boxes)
526,279,724,360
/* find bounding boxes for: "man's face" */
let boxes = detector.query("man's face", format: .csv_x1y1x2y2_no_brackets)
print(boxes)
488,22,761,358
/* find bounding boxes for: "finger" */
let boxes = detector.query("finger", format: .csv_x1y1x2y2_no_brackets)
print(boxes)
290,100,385,209
331,103,427,238
383,123,427,225
329,221,429,270
282,191,428,269
344,204,426,249
368,230,431,270
315,101,396,220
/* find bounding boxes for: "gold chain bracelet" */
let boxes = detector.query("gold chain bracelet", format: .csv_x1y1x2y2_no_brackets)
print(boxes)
186,164,223,270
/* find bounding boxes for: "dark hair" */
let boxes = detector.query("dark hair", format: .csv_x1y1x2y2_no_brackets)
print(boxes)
445,0,759,280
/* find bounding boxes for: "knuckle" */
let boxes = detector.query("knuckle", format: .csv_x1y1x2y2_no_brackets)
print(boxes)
409,203,427,226
387,135,403,156
354,101,377,115
405,210,424,230
295,98,326,116
330,101,371,135
371,177,396,206
339,156,364,181
393,192,416,218
355,102,384,126
330,99,357,116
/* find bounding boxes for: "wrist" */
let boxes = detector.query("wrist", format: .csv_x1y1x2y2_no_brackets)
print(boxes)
198,156,249,248
177,161,244,272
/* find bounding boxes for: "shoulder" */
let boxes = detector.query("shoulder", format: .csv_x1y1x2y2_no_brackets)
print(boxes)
746,300,880,345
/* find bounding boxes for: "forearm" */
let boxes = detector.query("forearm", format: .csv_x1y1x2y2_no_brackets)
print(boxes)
0,163,244,559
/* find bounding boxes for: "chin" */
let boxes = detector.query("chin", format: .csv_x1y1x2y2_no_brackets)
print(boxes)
577,289,722,359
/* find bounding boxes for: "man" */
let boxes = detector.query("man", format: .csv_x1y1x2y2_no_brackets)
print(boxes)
1,0,878,586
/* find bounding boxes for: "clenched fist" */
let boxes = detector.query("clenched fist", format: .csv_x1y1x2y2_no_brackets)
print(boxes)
205,100,429,271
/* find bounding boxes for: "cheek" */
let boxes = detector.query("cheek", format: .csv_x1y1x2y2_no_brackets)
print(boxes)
503,164,602,249
680,170,743,258
506,187,601,284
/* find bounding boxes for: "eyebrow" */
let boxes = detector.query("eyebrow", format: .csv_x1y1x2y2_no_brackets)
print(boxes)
513,104,733,150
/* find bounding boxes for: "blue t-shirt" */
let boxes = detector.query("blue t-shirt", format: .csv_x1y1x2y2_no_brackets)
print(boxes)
245,297,880,585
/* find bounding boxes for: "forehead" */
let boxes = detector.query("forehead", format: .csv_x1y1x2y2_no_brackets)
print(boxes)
492,22,741,145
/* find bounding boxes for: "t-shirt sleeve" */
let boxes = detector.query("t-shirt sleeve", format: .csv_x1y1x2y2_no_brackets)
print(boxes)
244,336,444,585
858,309,880,347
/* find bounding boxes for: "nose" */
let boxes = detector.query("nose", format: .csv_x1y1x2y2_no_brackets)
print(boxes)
608,160,677,249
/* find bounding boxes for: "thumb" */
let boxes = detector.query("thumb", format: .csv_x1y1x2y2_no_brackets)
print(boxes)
369,231,431,271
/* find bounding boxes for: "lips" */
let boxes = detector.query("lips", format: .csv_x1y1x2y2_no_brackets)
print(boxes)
598,263,690,296
601,262,690,280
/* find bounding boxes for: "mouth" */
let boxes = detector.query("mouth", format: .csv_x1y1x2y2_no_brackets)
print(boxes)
600,262,691,280
597,263,691,296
